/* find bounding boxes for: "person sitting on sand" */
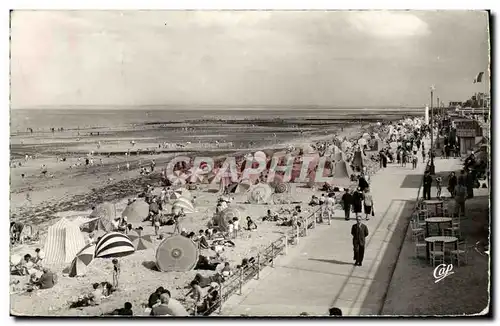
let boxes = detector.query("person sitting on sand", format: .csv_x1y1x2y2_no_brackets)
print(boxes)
197,230,209,249
263,209,278,222
185,280,204,307
246,216,257,230
205,228,213,240
18,254,38,276
329,307,343,316
11,222,24,244
33,268,57,290
111,218,120,231
221,262,232,278
151,292,189,316
110,302,133,316
308,195,320,206
33,248,45,265
180,228,188,237
148,287,167,309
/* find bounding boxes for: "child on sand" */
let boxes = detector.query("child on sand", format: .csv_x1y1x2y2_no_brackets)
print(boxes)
112,259,120,289
153,214,161,237
232,217,239,238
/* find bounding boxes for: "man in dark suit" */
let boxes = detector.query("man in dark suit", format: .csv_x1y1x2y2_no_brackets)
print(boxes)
351,216,369,266
423,170,433,200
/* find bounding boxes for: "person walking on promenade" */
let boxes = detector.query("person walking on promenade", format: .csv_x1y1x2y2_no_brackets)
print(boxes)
423,171,433,200
351,216,369,266
358,173,369,192
447,171,458,197
342,189,353,221
454,180,467,217
435,176,442,199
363,188,374,221
352,187,364,219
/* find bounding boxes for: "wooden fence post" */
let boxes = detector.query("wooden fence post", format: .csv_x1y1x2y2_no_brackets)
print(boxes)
271,242,275,267
239,268,243,295
257,253,260,280
218,281,223,314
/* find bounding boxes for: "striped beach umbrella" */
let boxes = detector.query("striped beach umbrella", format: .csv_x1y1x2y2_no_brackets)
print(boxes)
69,243,96,277
156,235,199,272
95,232,135,258
167,170,188,186
235,179,253,193
274,182,290,194
172,197,196,214
169,187,193,200
128,229,154,251
247,183,273,204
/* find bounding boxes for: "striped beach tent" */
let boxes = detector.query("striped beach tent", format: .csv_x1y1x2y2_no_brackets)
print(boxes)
69,243,96,277
95,232,135,258
44,218,86,264
128,229,154,251
171,197,196,214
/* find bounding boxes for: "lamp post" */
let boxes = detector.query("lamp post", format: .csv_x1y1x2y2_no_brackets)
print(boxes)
429,85,436,174
436,97,440,149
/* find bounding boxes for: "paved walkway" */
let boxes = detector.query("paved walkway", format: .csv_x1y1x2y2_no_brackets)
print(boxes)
221,142,432,316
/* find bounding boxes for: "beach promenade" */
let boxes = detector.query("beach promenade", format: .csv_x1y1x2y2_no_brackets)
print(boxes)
220,142,431,316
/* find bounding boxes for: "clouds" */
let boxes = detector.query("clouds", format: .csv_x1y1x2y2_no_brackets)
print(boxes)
10,11,488,108
347,11,430,38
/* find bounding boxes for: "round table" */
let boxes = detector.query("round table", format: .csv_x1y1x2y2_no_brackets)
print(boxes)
425,217,452,237
424,236,458,261
423,200,444,216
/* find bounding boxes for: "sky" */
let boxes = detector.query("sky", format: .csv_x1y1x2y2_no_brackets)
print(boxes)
10,10,490,109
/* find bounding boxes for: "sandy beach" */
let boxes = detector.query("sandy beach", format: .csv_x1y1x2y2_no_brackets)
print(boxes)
10,112,394,316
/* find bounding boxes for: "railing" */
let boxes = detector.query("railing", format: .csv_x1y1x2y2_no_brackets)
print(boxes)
192,234,288,316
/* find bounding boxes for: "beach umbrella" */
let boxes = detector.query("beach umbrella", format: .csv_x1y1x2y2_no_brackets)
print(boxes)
69,243,96,277
235,179,253,193
254,151,267,162
358,138,367,147
156,235,199,272
274,182,290,194
121,200,149,224
169,187,192,200
128,229,154,251
167,170,188,186
172,197,196,214
95,232,135,258
247,183,273,204
89,203,116,232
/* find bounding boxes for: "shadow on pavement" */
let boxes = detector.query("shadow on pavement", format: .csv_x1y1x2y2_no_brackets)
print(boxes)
399,169,458,189
308,258,353,266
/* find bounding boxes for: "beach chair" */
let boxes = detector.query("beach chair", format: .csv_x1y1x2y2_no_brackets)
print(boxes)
414,233,427,258
410,219,424,241
429,241,445,267
444,214,461,238
449,239,468,267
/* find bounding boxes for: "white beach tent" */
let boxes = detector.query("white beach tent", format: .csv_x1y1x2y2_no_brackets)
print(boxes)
44,217,86,265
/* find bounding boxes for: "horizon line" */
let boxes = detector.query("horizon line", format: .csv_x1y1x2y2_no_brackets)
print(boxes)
11,104,425,110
